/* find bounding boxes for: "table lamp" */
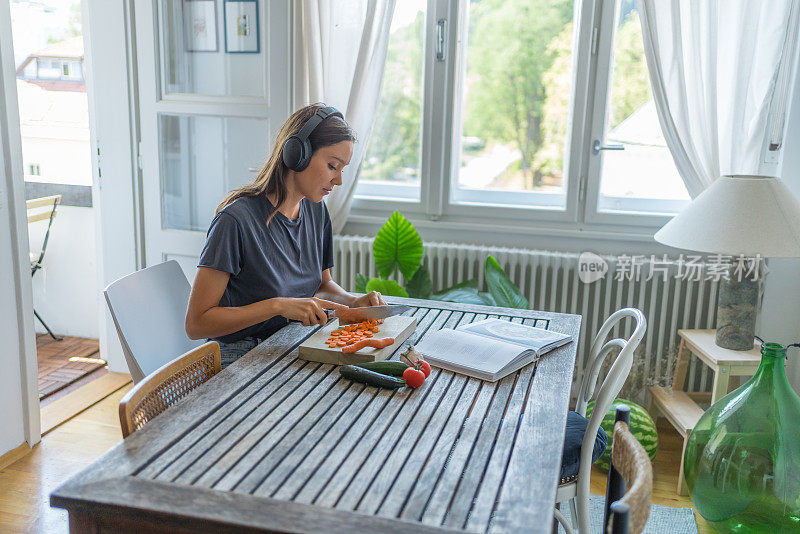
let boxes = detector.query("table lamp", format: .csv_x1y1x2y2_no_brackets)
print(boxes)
654,174,800,350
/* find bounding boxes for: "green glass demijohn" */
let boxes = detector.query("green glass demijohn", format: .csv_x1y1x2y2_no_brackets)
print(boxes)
684,342,800,532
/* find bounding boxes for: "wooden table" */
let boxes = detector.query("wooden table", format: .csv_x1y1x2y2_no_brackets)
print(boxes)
51,298,581,534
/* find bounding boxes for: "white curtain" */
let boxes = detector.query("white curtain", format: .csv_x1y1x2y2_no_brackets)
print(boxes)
294,0,396,232
638,0,800,197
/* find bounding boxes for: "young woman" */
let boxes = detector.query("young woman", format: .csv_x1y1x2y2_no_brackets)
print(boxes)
185,104,385,368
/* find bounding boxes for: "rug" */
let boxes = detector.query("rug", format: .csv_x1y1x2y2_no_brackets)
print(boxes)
556,494,698,533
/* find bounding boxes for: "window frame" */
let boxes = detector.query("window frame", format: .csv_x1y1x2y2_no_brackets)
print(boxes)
349,0,684,234
581,0,689,227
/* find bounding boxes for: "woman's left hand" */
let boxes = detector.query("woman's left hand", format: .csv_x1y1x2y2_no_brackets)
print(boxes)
351,290,385,308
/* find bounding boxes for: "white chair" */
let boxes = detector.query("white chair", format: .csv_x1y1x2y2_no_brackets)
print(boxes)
104,260,203,383
553,307,647,534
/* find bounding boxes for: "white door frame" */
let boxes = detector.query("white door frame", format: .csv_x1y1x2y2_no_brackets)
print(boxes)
82,0,143,373
0,0,143,444
0,0,40,447
133,0,290,277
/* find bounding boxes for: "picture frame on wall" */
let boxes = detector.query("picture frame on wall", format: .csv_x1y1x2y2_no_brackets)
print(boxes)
224,0,259,53
184,0,218,52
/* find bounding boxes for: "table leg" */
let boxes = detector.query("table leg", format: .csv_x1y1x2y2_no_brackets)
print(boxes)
69,510,99,534
711,366,730,404
672,339,690,391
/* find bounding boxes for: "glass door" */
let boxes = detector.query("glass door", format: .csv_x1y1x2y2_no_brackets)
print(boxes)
134,0,290,280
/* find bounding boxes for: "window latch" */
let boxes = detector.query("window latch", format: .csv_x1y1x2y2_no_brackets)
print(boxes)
436,19,447,62
592,139,625,155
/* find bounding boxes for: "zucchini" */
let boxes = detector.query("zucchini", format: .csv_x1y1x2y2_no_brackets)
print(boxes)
339,365,406,388
353,361,409,377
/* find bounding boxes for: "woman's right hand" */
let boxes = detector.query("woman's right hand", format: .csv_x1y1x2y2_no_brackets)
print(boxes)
274,297,348,327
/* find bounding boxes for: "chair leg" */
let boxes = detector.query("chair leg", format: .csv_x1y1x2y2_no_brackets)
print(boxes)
569,498,579,532
554,506,574,534
576,473,593,533
34,309,62,341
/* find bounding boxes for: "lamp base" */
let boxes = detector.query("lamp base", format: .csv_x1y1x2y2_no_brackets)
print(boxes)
715,273,759,351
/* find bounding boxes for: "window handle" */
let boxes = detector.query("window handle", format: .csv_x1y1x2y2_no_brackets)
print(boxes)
436,19,447,62
592,140,625,155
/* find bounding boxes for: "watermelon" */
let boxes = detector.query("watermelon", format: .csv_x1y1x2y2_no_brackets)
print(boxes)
585,398,658,471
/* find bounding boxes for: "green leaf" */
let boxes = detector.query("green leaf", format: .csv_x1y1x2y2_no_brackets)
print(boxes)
432,279,478,296
431,279,496,306
365,277,409,298
477,291,497,306
372,211,423,280
405,265,432,299
354,273,368,293
485,256,529,309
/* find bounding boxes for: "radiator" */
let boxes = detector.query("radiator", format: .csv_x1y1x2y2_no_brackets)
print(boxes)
333,235,720,403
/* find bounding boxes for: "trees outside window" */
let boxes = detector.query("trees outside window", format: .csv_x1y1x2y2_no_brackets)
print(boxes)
355,0,691,230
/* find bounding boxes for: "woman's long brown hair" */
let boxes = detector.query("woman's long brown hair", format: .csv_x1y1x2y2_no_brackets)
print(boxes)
216,103,356,225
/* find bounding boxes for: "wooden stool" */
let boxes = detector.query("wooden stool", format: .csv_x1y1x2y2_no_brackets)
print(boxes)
647,329,761,495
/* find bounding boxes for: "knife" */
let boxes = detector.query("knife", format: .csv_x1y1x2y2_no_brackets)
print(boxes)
324,304,411,325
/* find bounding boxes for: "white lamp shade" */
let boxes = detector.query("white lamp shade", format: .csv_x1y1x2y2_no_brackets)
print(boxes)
654,175,800,257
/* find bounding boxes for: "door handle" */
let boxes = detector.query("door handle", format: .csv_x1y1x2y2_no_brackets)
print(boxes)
592,140,625,155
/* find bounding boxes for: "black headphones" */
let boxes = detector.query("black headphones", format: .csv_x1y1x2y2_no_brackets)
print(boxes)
281,105,344,172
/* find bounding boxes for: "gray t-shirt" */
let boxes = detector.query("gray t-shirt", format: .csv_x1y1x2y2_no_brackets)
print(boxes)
198,195,334,344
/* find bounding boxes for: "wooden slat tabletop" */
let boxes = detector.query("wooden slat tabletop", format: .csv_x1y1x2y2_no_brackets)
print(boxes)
51,297,580,534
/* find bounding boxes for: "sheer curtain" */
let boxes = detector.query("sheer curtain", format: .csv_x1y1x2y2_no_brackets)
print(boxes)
294,0,396,232
638,0,800,197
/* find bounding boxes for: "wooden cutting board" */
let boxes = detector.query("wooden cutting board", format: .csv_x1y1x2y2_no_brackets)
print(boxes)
298,315,417,365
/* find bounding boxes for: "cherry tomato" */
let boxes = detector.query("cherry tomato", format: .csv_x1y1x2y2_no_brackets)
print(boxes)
403,367,426,388
417,360,431,378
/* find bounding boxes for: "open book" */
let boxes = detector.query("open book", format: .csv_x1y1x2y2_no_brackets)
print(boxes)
414,318,572,382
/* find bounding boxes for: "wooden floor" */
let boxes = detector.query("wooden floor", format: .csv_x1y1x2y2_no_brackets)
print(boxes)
0,385,132,533
0,387,712,533
37,334,105,401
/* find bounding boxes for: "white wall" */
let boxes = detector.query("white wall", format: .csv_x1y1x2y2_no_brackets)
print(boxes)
761,36,800,394
1,0,39,455
28,205,99,338
0,181,27,455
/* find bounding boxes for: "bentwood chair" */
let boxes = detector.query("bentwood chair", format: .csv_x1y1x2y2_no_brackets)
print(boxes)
603,405,653,534
119,341,221,437
104,260,203,383
27,194,62,341
553,308,647,534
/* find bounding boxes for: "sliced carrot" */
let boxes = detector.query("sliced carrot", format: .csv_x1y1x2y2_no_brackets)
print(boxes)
341,337,395,354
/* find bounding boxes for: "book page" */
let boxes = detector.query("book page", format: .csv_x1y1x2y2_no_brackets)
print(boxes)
457,319,570,351
415,329,526,375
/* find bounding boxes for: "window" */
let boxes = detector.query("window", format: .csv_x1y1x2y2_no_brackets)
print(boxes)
356,0,425,201
68,61,83,80
29,164,41,176
353,0,690,231
592,0,689,216
452,0,574,209
36,58,61,79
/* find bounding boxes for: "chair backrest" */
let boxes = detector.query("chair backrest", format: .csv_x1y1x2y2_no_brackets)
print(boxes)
573,308,646,519
104,260,203,383
603,405,653,534
27,194,61,271
118,341,221,437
